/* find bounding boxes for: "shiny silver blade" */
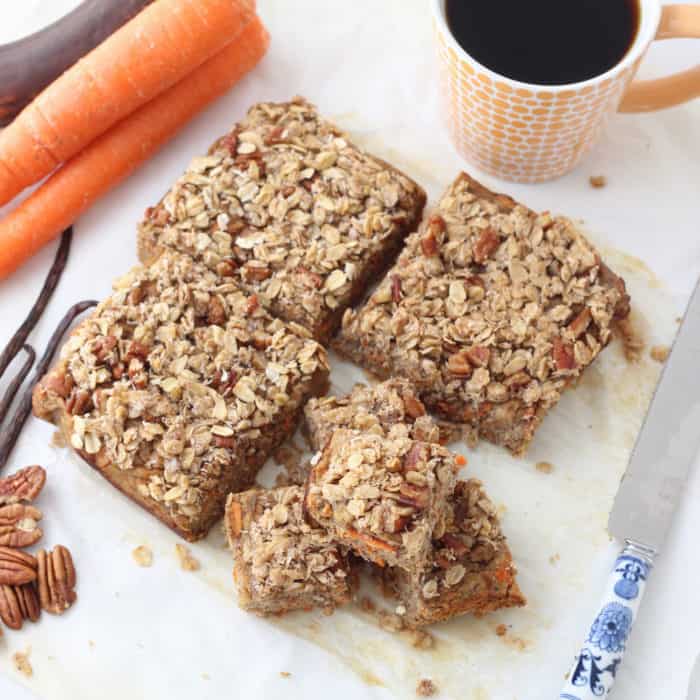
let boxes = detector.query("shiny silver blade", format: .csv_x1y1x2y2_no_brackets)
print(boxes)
609,279,700,552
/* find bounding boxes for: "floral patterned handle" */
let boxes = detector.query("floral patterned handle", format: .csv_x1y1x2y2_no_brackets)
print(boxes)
560,540,655,699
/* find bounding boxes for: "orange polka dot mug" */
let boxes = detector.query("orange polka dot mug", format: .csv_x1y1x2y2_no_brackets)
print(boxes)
433,0,700,183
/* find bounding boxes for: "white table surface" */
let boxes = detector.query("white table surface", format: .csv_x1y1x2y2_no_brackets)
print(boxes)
0,2,699,699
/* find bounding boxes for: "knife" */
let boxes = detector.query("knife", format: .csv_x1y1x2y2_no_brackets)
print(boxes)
560,279,700,700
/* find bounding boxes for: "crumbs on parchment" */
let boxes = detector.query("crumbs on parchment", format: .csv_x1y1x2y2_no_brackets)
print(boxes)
417,678,438,697
13,648,33,678
175,544,200,571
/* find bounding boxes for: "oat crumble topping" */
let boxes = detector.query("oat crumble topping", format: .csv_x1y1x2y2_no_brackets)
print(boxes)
138,97,425,340
304,378,441,452
335,173,629,453
34,252,328,536
225,486,351,613
306,430,457,570
386,479,525,626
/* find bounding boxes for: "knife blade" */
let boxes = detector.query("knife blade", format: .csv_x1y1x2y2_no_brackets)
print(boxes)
608,277,700,550
560,278,700,700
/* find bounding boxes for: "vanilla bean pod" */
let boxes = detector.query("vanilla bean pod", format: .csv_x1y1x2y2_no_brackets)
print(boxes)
0,345,36,427
0,300,97,471
0,228,72,379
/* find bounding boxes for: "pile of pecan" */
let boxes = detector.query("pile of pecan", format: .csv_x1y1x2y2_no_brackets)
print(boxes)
0,465,77,634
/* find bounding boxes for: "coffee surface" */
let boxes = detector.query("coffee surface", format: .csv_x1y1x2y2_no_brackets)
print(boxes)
445,0,640,86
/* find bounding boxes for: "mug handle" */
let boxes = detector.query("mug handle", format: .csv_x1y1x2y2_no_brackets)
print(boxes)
619,4,700,112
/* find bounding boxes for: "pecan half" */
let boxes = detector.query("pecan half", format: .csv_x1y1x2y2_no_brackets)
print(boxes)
420,230,438,257
16,582,40,622
93,335,117,362
264,125,284,145
402,394,426,419
296,266,324,289
66,389,92,416
43,371,73,399
568,308,592,338
0,504,43,548
243,264,272,282
125,340,150,361
440,533,470,557
216,259,239,277
246,294,259,316
397,483,430,510
0,547,37,586
473,227,500,263
465,345,490,367
402,443,425,470
428,214,446,236
391,275,402,303
37,546,77,615
0,584,23,630
552,337,576,370
0,466,46,505
144,204,170,226
207,296,227,326
421,215,445,257
447,351,473,377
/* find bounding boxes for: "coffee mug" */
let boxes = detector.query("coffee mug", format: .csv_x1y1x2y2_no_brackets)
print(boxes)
433,0,700,183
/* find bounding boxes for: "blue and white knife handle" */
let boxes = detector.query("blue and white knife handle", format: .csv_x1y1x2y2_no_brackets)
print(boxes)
560,540,655,699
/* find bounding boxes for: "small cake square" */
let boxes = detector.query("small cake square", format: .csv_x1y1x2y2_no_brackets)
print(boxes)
334,173,630,454
304,378,441,452
33,252,329,541
387,480,526,627
305,430,458,571
137,97,426,343
225,486,352,615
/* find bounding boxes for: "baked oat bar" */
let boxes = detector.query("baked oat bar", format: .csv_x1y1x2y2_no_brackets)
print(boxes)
305,430,457,571
225,486,352,615
304,378,441,452
334,173,630,455
137,97,426,343
386,480,525,628
33,252,329,541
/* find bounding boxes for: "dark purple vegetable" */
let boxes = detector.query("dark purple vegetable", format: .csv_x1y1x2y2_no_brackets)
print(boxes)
0,0,153,126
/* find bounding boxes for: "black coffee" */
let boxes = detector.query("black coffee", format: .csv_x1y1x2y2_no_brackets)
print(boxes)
445,0,640,86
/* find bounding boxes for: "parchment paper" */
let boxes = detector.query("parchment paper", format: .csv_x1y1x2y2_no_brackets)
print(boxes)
1,2,699,699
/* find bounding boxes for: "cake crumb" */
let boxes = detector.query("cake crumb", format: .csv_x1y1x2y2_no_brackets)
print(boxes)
13,648,33,678
416,678,438,697
617,316,645,363
360,596,376,613
510,636,531,651
51,430,66,448
273,442,309,485
589,175,607,188
201,673,210,681
650,345,670,363
410,629,436,650
377,610,405,633
495,623,508,636
535,461,553,474
89,640,96,649
132,545,153,567
549,553,561,565
175,543,200,571
280,671,292,678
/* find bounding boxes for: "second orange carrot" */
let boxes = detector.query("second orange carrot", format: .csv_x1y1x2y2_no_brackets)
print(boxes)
0,16,270,280
0,0,256,207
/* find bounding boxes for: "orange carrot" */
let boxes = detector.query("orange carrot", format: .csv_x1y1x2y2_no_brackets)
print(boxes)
0,17,269,280
455,454,467,467
0,0,256,207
